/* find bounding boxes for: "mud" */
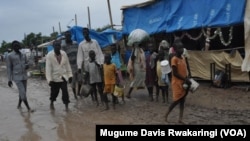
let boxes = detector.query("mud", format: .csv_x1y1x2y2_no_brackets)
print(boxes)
0,62,249,141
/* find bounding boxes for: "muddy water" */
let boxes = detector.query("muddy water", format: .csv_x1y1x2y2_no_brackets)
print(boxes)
0,63,250,141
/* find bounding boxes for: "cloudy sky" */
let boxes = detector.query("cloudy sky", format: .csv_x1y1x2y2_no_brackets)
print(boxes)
0,0,147,43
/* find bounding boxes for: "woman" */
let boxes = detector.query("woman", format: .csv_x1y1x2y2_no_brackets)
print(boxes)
126,43,146,99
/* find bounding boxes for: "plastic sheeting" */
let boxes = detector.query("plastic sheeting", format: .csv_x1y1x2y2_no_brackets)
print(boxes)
70,26,123,48
122,0,246,35
188,50,249,82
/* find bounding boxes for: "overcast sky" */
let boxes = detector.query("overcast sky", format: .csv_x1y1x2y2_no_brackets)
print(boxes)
0,0,147,43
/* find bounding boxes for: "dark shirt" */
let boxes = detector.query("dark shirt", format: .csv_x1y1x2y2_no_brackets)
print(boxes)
62,42,78,72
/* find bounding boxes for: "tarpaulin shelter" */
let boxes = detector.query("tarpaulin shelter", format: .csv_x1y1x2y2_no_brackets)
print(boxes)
37,26,123,51
121,0,245,35
69,26,123,48
121,0,250,82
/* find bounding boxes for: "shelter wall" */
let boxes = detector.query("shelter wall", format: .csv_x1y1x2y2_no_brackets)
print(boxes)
188,50,249,82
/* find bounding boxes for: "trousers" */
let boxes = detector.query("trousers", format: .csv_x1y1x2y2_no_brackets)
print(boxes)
50,81,70,104
14,80,27,101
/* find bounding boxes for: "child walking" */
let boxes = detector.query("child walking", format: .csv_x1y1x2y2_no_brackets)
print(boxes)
102,54,118,110
85,50,104,106
156,51,169,103
145,44,158,101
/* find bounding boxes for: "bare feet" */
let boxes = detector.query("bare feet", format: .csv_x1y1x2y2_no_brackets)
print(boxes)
164,114,168,122
28,109,35,113
178,120,186,125
50,103,55,110
17,105,22,109
74,95,78,100
96,102,99,107
122,99,126,104
126,95,131,99
101,107,109,112
65,104,69,111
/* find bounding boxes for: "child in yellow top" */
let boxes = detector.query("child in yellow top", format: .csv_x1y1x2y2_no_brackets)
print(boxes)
103,54,117,110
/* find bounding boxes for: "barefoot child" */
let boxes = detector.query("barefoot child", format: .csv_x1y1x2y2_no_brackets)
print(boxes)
85,50,103,106
102,54,118,110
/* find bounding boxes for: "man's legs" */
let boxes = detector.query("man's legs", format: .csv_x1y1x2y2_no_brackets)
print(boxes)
61,81,70,110
50,82,60,110
17,96,22,109
15,80,33,112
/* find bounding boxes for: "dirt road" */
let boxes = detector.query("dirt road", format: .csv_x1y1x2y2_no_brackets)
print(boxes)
0,62,249,141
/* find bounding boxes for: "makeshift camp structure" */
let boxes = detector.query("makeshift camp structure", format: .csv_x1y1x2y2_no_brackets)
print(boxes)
121,0,245,34
37,26,123,50
69,26,123,48
121,0,250,82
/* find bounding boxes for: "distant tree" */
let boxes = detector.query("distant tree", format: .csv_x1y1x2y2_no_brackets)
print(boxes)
0,24,119,54
0,41,11,53
50,32,59,40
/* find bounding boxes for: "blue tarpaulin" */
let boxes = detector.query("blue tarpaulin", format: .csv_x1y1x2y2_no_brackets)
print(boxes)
69,26,123,48
122,0,246,35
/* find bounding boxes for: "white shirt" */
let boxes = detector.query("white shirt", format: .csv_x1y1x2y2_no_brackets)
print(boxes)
77,39,104,70
45,50,73,83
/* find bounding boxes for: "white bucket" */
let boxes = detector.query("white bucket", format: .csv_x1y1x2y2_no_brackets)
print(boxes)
189,78,199,93
160,60,171,74
27,71,32,77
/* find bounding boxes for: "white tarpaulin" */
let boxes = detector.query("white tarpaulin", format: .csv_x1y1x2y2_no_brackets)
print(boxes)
188,50,249,82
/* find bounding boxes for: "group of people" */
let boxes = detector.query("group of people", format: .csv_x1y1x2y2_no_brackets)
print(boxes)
125,37,192,124
6,28,192,123
6,27,124,112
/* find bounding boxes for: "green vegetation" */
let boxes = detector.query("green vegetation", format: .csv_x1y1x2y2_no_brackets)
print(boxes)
0,32,58,54
0,24,115,54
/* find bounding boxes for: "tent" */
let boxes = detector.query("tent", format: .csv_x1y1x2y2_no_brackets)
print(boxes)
121,0,250,82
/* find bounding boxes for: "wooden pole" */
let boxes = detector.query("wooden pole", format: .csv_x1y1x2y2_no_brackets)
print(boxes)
107,0,114,29
59,22,62,34
75,14,77,26
87,6,91,29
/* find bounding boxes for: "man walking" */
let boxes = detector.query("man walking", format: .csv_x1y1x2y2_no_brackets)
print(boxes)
45,40,73,111
7,40,34,112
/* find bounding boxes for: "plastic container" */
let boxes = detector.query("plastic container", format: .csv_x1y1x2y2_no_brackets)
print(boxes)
160,60,171,74
189,78,199,93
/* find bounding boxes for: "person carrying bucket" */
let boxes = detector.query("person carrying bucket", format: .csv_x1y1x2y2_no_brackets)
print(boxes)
165,40,192,124
156,51,170,103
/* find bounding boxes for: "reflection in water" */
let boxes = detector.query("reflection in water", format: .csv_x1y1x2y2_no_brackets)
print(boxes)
54,112,88,141
19,111,42,141
52,111,76,141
